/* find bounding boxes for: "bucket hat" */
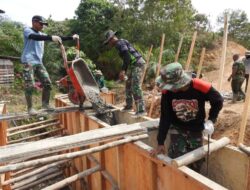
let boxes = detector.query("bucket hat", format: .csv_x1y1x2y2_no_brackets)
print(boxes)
156,62,192,91
103,30,117,45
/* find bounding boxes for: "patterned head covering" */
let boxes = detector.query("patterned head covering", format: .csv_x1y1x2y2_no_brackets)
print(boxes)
103,30,117,45
156,62,192,91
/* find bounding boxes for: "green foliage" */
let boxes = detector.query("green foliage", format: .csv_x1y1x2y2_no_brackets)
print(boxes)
217,9,250,49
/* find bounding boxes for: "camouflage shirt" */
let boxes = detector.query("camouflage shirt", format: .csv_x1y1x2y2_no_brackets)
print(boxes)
232,61,245,80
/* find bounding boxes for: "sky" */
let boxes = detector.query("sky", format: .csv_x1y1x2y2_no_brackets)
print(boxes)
192,0,250,29
1,0,250,28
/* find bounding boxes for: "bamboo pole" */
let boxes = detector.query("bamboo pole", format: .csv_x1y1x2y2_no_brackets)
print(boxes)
0,134,148,173
238,76,250,145
171,137,230,168
12,171,62,190
185,31,197,71
239,143,250,156
8,128,63,144
196,48,206,78
141,45,153,87
217,14,228,91
42,166,101,190
148,34,165,117
3,160,68,186
175,34,184,62
7,119,58,132
8,121,60,137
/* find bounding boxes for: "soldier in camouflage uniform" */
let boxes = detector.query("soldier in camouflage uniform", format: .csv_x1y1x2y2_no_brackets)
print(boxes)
21,15,79,115
228,54,245,103
150,62,223,172
103,30,146,116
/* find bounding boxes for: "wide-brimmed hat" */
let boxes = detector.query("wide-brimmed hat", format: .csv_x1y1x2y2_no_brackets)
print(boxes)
32,15,48,26
156,62,192,91
103,30,117,45
245,50,250,56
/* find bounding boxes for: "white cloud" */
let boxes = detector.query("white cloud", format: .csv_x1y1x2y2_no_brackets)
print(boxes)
1,0,81,25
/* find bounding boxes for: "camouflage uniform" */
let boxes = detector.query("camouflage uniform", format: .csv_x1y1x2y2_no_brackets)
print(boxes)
231,61,245,102
23,63,52,109
125,58,145,112
168,125,203,172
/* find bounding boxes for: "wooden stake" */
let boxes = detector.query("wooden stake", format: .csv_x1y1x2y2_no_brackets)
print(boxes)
148,34,165,117
0,134,148,173
42,166,100,190
217,14,228,91
175,34,184,62
185,31,197,71
141,45,153,87
196,48,206,78
238,76,250,145
171,137,230,168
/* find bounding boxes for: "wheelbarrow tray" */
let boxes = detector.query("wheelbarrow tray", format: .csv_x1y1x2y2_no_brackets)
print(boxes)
68,58,100,98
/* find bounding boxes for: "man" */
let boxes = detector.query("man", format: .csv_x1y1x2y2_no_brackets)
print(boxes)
103,30,146,116
228,54,245,103
150,62,223,172
243,50,250,92
21,15,79,115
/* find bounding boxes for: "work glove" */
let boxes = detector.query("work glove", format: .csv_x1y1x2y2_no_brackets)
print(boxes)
52,35,62,44
149,145,165,157
72,34,79,40
203,120,214,136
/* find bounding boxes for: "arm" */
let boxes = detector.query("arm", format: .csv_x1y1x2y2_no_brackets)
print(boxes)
157,93,171,145
228,64,238,81
120,50,130,71
206,87,223,123
28,34,52,41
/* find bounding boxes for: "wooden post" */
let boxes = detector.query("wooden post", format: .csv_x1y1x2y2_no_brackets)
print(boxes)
171,137,230,168
185,31,197,71
196,48,206,78
148,34,165,117
175,34,184,62
238,77,250,145
141,45,153,87
217,14,228,91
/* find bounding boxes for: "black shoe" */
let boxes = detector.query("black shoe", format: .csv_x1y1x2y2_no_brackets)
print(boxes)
121,105,133,111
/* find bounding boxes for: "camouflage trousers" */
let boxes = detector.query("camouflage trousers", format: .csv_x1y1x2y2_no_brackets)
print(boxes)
231,78,245,102
125,61,145,112
168,126,203,172
23,63,52,96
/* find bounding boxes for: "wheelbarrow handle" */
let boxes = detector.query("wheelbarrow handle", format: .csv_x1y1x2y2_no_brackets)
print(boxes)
59,42,70,72
76,39,80,59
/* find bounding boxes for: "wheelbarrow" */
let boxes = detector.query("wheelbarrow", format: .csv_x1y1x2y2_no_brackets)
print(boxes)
58,39,100,108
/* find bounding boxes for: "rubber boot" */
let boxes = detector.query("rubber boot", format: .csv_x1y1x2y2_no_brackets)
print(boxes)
133,100,146,117
25,94,38,115
42,88,54,110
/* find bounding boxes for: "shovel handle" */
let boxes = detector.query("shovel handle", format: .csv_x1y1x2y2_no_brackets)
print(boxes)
76,39,80,59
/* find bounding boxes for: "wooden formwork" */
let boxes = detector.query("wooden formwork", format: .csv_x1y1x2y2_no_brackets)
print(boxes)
54,93,228,190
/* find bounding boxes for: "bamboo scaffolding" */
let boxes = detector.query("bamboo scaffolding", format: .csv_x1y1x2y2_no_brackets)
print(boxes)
148,34,165,117
171,137,230,167
141,45,153,87
0,134,148,173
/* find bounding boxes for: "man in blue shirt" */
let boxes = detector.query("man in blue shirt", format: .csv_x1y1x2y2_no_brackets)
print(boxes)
21,15,79,115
